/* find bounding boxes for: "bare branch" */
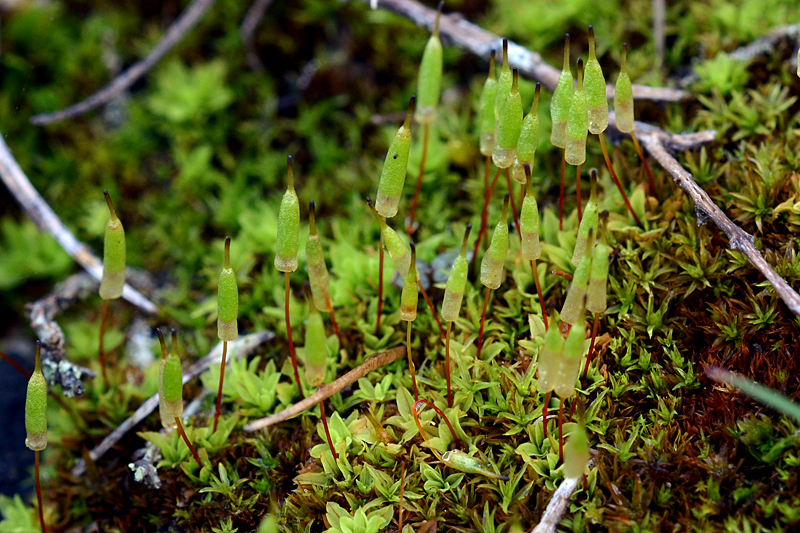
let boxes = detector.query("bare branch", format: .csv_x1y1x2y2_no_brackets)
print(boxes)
240,0,276,72
245,346,407,432
530,461,594,533
0,132,158,314
71,330,274,476
29,0,217,126
360,0,690,103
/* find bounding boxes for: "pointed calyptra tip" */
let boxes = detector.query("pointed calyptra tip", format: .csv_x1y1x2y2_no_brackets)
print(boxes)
286,155,295,191
433,1,443,35
489,50,496,77
502,39,509,70
588,26,597,59
511,68,519,91
409,242,417,271
532,82,541,112
621,43,628,72
576,58,584,88
404,96,417,128
309,201,317,235
461,224,472,255
524,163,533,194
34,340,41,372
156,328,167,358
170,328,178,355
104,190,117,219
224,236,231,269
502,193,510,220
563,34,570,70
590,168,598,201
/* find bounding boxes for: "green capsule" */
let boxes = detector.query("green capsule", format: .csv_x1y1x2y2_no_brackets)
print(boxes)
99,190,126,300
561,230,594,325
563,420,590,478
494,39,513,121
614,43,634,134
492,68,523,169
440,449,509,480
586,211,610,314
555,311,586,398
537,315,563,394
218,237,239,342
512,83,540,184
400,243,419,322
480,194,509,290
414,3,443,125
520,164,540,261
565,58,588,166
572,169,599,267
376,97,416,218
306,201,332,313
304,306,328,388
585,26,609,135
550,34,573,149
441,224,472,322
368,198,411,278
479,50,498,157
275,156,300,273
25,341,47,451
158,329,183,429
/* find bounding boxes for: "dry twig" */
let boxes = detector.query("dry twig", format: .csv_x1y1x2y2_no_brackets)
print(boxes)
240,0,276,72
71,330,274,476
29,0,218,125
245,346,407,432
530,461,594,533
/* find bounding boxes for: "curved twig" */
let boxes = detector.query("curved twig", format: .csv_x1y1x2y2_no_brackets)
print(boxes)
530,460,594,533
0,133,158,314
29,0,217,125
70,330,274,476
359,0,690,103
244,346,407,432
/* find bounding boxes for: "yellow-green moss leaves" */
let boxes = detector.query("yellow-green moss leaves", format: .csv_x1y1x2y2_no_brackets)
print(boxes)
376,97,415,218
400,243,418,321
481,194,509,290
512,83,540,184
275,156,300,273
566,58,588,166
306,201,332,313
414,3,443,125
614,43,634,133
217,237,238,341
520,165,540,261
25,341,47,451
550,34,573,149
585,26,608,135
441,224,471,322
99,190,126,300
158,329,183,429
479,50,498,157
493,69,523,169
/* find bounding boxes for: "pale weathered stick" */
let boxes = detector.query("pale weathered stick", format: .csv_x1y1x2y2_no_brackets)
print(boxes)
240,0,276,72
358,0,690,103
71,330,274,476
530,461,594,533
29,0,218,125
0,133,158,314
245,346,406,432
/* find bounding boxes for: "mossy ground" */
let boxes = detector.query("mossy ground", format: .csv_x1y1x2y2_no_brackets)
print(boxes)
1,0,800,532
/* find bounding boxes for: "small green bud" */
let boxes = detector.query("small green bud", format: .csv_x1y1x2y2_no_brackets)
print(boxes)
304,305,328,388
441,224,472,322
440,449,509,480
550,34,573,149
561,230,594,325
25,341,47,451
585,26,609,135
400,243,419,321
586,211,610,314
572,169,599,267
479,50,498,156
158,329,183,429
368,198,411,278
563,419,590,478
565,58,588,166
306,201,332,313
537,315,563,394
414,2,443,125
376,97,415,218
512,83,540,184
614,43,634,133
520,164,540,260
492,68,523,168
218,237,239,341
480,194,509,289
275,156,300,272
494,39,513,120
99,190,126,300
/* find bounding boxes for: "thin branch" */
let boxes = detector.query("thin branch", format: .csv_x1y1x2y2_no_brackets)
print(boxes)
239,0,276,72
359,0,690,103
530,461,594,533
652,0,666,70
0,133,158,314
244,346,407,432
70,330,274,476
29,0,217,125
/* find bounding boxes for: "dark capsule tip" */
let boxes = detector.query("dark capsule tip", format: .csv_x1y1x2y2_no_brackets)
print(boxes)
601,209,610,217
103,189,109,195
436,1,443,12
577,57,584,66
466,223,472,230
591,168,598,178
366,197,372,206
565,33,570,41
309,200,315,209
225,236,231,244
287,155,292,165
490,50,496,59
35,340,41,347
588,25,594,33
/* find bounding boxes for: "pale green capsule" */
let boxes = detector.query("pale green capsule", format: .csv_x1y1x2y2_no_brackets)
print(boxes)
550,35,573,149
414,4,443,125
614,43,634,134
376,97,415,218
400,244,419,321
306,201,332,313
555,314,586,398
159,329,183,429
99,190,126,300
520,164,540,261
492,68,523,169
494,39,513,121
440,449,509,480
586,211,610,314
563,422,590,478
218,237,239,342
441,224,472,322
25,341,47,451
565,58,588,166
561,230,594,325
480,194,509,290
584,26,608,135
537,318,563,394
368,199,411,278
304,308,328,388
572,169,599,267
479,50,498,157
512,83,540,184
275,156,300,272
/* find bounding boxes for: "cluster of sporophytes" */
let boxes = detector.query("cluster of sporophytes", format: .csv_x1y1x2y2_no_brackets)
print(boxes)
5,2,800,532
